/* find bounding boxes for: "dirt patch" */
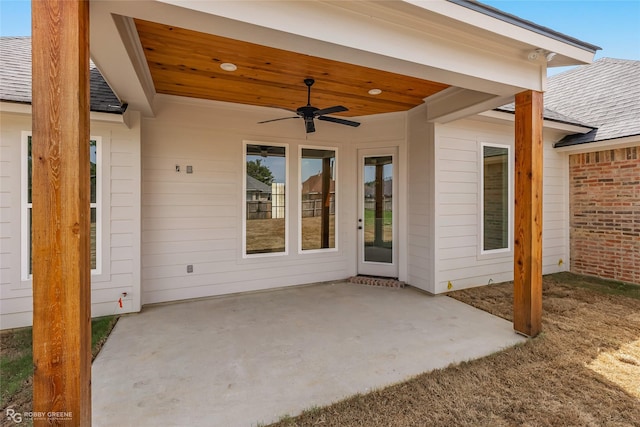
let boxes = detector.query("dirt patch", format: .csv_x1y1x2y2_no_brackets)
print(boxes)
269,273,640,426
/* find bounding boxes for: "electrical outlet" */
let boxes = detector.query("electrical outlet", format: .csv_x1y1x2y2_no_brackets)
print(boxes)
187,264,193,273
186,165,193,174
175,164,181,172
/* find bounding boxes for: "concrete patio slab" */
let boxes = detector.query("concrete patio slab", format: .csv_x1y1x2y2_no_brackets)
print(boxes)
92,282,525,426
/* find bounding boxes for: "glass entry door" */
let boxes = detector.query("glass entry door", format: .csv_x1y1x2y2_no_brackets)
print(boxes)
358,149,398,278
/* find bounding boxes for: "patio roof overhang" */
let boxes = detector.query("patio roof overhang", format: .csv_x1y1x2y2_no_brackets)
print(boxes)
31,0,597,424
89,0,596,120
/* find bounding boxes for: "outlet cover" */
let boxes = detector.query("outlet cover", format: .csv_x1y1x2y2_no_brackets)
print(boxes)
186,165,193,174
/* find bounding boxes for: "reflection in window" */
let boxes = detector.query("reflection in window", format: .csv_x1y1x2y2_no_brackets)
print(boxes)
364,156,393,263
301,148,336,251
482,144,509,252
245,144,286,255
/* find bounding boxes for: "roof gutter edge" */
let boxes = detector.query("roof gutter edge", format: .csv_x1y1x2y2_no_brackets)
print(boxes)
446,0,601,53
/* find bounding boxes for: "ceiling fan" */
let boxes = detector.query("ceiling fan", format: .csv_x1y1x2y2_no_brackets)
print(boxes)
258,78,360,133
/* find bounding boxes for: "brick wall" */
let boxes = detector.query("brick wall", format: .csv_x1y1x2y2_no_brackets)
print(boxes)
569,146,640,284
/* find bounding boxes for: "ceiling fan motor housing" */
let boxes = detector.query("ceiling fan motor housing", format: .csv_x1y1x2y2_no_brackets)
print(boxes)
257,78,360,133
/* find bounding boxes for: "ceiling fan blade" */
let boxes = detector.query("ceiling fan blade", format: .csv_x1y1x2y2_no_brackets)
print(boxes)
314,105,348,116
257,116,299,124
305,118,316,133
317,115,361,127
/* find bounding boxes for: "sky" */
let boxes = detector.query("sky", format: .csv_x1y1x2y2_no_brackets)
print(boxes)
481,0,640,74
1,0,638,75
2,0,638,59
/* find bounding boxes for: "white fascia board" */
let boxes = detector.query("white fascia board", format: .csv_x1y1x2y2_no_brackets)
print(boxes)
554,135,640,154
425,88,513,123
479,110,593,134
0,102,32,115
90,1,155,117
404,0,597,66
151,0,542,94
0,101,126,124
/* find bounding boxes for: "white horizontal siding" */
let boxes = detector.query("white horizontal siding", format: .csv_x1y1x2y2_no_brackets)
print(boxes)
542,135,569,274
406,107,434,292
139,98,397,305
432,118,570,294
0,112,142,329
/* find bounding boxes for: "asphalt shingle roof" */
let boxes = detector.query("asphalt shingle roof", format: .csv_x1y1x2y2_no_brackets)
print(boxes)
547,58,640,146
0,36,125,114
495,103,596,128
246,175,272,194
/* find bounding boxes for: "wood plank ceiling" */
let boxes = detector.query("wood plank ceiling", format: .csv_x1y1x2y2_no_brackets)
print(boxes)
135,19,450,117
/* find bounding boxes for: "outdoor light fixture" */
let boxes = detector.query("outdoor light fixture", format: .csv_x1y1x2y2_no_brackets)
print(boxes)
527,49,557,62
527,48,543,61
220,62,237,71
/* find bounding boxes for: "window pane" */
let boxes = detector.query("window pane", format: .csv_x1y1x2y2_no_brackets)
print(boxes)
91,207,97,269
301,148,336,250
27,208,32,275
27,136,32,203
245,144,286,254
364,156,393,263
483,146,509,251
90,140,97,204
27,138,98,274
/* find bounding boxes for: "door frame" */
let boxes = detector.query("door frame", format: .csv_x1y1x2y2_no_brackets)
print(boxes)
357,147,399,278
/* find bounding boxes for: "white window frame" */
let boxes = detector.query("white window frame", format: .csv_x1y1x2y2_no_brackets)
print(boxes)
479,142,512,256
242,141,289,258
21,132,102,280
298,145,339,254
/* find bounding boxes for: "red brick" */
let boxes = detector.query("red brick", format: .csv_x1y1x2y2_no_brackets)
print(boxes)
569,147,640,284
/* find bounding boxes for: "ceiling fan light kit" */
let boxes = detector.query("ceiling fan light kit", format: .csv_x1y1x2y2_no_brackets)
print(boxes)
258,78,361,133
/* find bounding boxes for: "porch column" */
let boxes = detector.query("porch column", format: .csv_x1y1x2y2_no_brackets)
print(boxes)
513,90,543,337
32,0,92,425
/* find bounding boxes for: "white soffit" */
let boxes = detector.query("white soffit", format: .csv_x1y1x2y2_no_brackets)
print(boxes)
0,101,127,124
143,0,543,92
91,0,584,116
403,0,597,66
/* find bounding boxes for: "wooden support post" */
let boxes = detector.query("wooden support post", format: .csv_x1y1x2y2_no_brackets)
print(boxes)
513,90,543,337
32,0,91,425
321,156,331,248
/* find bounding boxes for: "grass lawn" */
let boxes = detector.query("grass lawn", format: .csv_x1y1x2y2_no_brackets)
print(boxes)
269,272,640,426
0,316,118,418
